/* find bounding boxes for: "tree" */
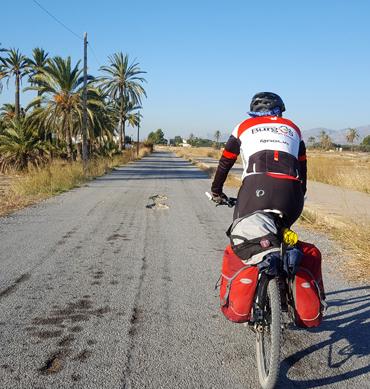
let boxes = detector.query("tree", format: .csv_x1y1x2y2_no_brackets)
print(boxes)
0,48,29,118
362,135,370,146
26,56,103,161
99,53,146,150
0,44,9,94
188,133,195,146
319,130,332,150
84,88,115,151
27,47,49,101
147,128,166,144
0,118,49,172
174,136,182,145
188,137,213,147
0,48,5,94
0,103,16,123
346,128,359,150
307,136,316,146
110,99,141,144
214,130,221,149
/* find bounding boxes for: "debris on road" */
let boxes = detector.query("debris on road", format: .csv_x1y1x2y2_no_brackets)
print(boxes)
146,194,169,209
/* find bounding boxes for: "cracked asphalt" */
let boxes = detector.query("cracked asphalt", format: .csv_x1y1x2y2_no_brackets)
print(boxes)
0,151,369,388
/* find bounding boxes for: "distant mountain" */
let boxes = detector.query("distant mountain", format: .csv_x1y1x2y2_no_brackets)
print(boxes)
204,125,370,145
302,125,370,144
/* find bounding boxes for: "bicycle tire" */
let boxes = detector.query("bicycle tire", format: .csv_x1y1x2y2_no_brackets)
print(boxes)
255,277,281,389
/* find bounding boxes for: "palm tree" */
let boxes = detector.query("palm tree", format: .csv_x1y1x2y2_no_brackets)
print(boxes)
346,128,359,150
0,44,8,94
76,88,113,157
27,47,49,100
188,133,195,146
0,48,29,118
0,118,49,172
126,102,142,128
0,103,16,123
319,130,332,150
99,52,146,150
110,99,141,139
26,56,102,161
214,130,221,149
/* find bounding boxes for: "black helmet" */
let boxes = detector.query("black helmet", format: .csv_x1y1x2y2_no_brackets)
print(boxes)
250,92,286,114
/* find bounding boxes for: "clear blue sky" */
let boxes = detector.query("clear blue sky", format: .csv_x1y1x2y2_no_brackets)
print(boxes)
1,0,370,140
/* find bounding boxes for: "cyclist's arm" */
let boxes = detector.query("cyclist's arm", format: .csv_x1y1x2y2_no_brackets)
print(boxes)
211,134,240,195
298,140,307,195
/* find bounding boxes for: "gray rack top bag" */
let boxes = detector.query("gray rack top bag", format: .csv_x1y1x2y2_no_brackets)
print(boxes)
227,211,281,265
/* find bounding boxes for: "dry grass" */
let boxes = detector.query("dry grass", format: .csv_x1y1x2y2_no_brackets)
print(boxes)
171,146,222,160
173,146,370,193
299,208,370,282
193,162,217,177
0,148,151,217
308,151,370,193
172,146,242,189
225,174,241,188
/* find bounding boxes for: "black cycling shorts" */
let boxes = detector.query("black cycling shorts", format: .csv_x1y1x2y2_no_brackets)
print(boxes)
233,174,304,227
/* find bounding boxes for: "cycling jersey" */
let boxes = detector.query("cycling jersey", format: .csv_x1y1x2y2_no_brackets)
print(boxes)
211,116,307,196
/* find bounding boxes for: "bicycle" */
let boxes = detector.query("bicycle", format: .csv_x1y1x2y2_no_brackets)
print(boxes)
206,192,304,389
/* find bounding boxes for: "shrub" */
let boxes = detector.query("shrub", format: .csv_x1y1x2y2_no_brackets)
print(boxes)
143,140,154,152
0,119,50,172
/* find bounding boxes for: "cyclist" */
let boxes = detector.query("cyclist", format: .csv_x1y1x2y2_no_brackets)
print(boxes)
211,92,307,227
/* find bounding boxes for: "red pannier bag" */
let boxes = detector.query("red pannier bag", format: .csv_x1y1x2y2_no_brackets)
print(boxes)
219,245,259,323
292,241,325,328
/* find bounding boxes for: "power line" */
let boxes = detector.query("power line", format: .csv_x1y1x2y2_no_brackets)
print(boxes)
32,1,102,67
32,0,82,41
88,42,102,67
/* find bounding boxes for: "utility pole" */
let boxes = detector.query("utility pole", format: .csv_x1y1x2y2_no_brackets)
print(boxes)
82,32,88,168
137,111,140,157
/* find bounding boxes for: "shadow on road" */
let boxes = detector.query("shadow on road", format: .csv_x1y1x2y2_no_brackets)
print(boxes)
95,152,210,181
279,286,370,388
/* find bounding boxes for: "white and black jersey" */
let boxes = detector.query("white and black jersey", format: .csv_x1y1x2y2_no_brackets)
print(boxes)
211,115,307,195
211,115,307,226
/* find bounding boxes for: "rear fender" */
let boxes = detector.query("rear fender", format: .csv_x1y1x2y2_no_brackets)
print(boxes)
252,273,270,322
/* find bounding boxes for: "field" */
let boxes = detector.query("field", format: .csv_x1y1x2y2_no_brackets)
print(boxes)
172,146,370,194
173,146,222,160
307,151,370,193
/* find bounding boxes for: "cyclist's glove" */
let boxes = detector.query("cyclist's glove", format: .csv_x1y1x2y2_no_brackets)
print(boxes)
211,192,228,204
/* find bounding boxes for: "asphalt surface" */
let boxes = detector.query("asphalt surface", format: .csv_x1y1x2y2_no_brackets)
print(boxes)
0,151,369,389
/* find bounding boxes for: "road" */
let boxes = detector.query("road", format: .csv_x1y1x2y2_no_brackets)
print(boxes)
0,151,369,389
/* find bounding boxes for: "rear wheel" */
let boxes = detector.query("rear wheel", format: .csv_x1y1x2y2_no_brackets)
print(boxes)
255,277,281,389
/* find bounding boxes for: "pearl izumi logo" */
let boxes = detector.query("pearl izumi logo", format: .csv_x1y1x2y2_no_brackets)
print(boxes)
252,125,294,138
256,189,265,197
260,239,271,248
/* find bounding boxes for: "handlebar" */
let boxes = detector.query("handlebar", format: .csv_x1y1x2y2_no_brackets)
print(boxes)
205,192,237,208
